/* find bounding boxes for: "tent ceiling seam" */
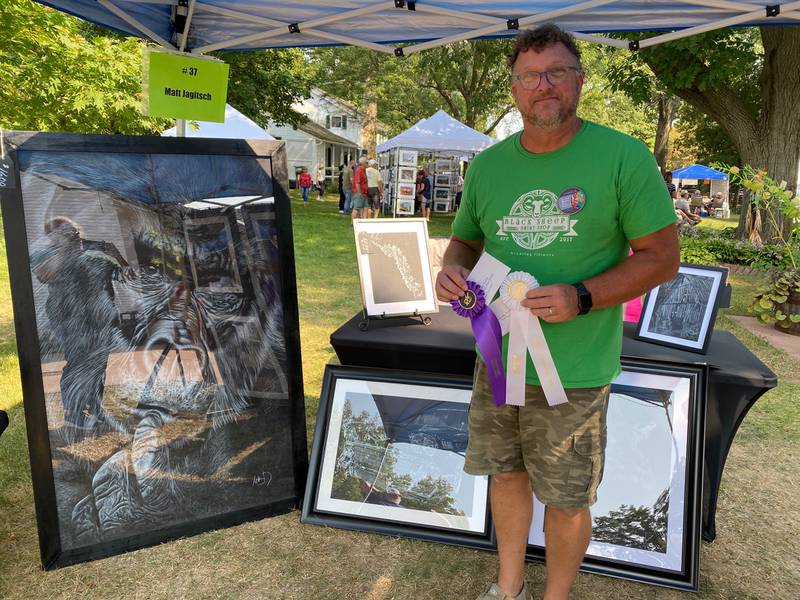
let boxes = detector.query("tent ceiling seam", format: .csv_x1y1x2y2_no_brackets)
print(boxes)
98,0,176,48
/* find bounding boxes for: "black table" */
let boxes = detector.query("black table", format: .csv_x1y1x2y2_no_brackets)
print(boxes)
330,307,777,542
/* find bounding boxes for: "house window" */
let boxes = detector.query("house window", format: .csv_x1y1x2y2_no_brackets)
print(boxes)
341,115,347,129
325,115,331,128
331,116,342,128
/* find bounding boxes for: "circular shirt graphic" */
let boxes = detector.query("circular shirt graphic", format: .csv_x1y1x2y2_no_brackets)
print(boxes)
508,189,561,250
557,187,586,215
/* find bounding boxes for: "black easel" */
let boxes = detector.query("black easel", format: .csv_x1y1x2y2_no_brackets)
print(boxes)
358,308,432,331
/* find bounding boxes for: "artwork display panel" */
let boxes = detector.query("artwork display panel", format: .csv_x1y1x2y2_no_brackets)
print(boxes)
302,365,492,549
398,150,418,167
433,200,450,213
0,132,307,569
396,199,415,216
526,359,706,591
434,174,451,187
353,218,438,316
434,158,453,171
433,187,450,200
397,167,417,182
397,182,416,199
636,264,728,353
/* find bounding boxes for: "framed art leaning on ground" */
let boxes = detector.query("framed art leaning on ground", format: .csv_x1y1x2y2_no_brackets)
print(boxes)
0,132,308,569
301,365,492,550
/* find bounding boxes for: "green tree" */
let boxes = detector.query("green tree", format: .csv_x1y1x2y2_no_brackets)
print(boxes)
608,27,800,242
214,49,313,128
0,0,168,134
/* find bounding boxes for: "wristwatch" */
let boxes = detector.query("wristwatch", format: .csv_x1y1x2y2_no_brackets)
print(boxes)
572,282,593,315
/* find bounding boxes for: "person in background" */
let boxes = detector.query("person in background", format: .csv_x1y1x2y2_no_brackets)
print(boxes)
664,171,677,199
351,156,369,220
675,190,701,224
298,167,313,205
421,167,432,221
455,166,465,210
342,159,355,216
365,159,384,219
338,164,346,213
316,164,327,200
415,169,425,215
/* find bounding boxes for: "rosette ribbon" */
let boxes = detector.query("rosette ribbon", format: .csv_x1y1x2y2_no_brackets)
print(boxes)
451,281,507,407
499,272,568,408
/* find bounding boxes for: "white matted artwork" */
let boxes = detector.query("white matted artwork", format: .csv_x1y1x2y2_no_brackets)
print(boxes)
636,264,728,353
435,158,453,171
434,174,450,187
397,182,416,199
398,166,417,182
311,371,488,534
399,150,418,167
396,199,415,216
434,187,450,200
353,218,438,316
433,200,450,213
527,360,705,590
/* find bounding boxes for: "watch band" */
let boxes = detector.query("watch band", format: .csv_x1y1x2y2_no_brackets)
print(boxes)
573,282,592,315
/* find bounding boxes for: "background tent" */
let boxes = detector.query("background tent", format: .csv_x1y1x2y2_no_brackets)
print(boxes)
30,2,800,55
377,110,494,155
672,164,729,180
162,104,274,139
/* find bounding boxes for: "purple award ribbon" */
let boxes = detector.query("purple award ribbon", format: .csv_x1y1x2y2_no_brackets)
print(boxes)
451,281,507,407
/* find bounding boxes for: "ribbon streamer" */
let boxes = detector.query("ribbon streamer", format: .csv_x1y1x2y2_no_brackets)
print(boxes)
451,281,506,407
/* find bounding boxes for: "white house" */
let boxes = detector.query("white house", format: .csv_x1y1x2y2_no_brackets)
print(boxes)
267,88,385,187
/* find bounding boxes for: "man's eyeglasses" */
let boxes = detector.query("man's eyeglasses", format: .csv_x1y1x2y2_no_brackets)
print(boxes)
513,66,581,90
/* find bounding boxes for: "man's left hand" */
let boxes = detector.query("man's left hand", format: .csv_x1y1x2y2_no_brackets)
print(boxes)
521,284,579,323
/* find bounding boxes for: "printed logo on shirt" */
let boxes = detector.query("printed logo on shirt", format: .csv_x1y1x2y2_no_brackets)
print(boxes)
496,189,579,251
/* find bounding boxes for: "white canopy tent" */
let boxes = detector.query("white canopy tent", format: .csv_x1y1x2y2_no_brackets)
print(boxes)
377,110,494,155
161,104,275,139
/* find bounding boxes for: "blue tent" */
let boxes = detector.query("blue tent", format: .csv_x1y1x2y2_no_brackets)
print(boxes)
33,1,800,54
672,164,729,180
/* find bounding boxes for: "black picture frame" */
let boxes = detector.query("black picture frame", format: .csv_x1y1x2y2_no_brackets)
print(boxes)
635,263,728,354
0,132,307,569
524,358,707,591
302,365,493,551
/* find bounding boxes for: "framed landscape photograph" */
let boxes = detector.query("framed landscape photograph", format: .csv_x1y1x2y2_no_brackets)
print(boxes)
433,200,450,213
399,150,418,167
352,218,438,316
397,182,416,199
434,174,450,187
398,166,417,182
526,358,706,591
434,187,450,200
636,264,728,353
0,132,308,569
302,365,492,549
396,199,415,216
435,158,453,171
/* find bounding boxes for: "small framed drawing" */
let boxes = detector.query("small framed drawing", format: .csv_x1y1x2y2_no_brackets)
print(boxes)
435,158,453,171
397,182,416,199
398,166,417,182
399,149,418,167
525,358,706,591
433,200,450,213
302,365,492,550
353,218,438,316
434,187,450,200
636,263,728,353
434,174,450,187
396,199,415,216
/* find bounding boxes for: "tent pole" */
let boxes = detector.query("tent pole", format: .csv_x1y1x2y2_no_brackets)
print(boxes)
176,119,186,137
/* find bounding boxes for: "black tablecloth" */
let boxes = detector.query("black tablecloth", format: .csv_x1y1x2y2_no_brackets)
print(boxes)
330,307,777,541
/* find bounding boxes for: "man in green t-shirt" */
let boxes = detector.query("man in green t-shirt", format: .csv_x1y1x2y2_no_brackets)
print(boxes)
436,25,679,600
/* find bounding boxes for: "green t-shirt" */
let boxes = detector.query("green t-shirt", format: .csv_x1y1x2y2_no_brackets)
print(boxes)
452,120,676,388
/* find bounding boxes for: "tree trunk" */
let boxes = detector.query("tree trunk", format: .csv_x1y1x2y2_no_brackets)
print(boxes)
653,94,678,172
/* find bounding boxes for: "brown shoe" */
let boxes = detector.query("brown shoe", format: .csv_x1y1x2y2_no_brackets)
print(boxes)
476,582,528,600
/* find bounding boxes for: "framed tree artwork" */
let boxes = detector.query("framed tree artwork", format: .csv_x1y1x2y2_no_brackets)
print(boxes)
302,365,492,550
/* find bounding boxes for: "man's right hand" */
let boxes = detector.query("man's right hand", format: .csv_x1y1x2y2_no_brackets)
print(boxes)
436,265,471,302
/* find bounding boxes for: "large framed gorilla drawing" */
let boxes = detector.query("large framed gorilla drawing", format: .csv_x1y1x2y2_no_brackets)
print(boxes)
0,132,307,569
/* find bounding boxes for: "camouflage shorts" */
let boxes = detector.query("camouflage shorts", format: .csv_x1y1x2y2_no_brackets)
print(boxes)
464,359,610,509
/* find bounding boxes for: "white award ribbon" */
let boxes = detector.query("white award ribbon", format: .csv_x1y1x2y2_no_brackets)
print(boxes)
498,272,568,408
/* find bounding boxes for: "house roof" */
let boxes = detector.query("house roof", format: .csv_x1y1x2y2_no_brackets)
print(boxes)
299,119,357,146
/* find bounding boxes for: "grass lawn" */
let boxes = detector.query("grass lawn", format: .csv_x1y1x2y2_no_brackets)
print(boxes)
0,193,798,599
